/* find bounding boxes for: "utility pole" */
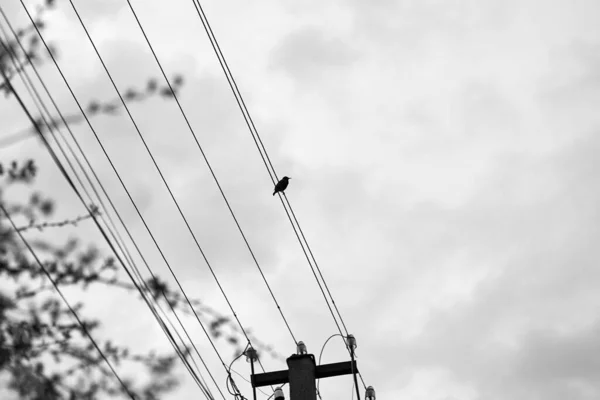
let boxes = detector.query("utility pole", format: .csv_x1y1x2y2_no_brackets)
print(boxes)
249,338,375,400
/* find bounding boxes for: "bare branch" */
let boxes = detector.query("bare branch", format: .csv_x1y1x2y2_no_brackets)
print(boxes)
15,208,100,233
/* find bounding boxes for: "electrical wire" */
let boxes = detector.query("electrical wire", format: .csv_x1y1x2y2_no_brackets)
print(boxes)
62,0,272,380
15,0,370,394
189,0,349,334
153,293,216,399
225,344,250,400
350,350,361,400
18,0,229,372
0,47,213,400
0,12,221,399
230,368,269,397
315,334,361,400
15,3,273,398
123,0,298,347
188,0,345,338
0,5,146,296
315,333,344,398
188,0,368,388
1,12,217,398
189,0,346,334
317,334,345,367
0,204,136,400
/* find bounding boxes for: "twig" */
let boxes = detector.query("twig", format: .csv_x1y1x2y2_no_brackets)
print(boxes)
16,211,99,232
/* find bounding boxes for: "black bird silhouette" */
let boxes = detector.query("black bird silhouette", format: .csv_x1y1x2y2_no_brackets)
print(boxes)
273,176,291,196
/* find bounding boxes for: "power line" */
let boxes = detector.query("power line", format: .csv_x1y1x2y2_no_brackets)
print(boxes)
230,368,269,398
1,12,217,397
188,0,366,386
187,0,344,333
0,204,136,400
0,40,213,400
0,6,145,291
15,3,260,398
0,14,219,398
316,333,344,399
123,0,298,347
225,345,251,400
62,0,270,381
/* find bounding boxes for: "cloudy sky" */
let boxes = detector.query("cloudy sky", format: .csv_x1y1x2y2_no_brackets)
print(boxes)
1,0,600,399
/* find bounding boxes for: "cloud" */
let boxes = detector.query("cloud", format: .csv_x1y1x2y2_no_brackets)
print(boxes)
3,0,600,399
270,27,357,82
359,129,600,398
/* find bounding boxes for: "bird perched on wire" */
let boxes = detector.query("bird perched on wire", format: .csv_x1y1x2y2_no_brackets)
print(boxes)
273,176,291,196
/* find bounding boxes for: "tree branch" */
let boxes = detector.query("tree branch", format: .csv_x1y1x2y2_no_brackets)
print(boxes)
16,208,99,232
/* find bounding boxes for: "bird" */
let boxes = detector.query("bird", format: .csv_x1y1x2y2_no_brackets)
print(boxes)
273,176,291,196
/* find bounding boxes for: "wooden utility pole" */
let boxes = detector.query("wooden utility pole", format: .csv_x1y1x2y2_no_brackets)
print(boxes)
251,353,358,400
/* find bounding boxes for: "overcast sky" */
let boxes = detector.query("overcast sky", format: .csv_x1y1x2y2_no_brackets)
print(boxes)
1,0,599,399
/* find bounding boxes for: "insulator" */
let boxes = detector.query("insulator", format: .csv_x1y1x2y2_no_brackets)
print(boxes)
245,346,258,362
274,387,285,400
365,386,376,400
296,341,307,355
346,334,357,351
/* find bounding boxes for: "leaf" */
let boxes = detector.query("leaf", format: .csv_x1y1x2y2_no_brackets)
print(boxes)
172,75,184,86
101,103,119,114
29,35,40,48
159,87,174,98
47,44,58,58
146,79,158,92
39,199,54,216
30,192,41,205
227,336,238,345
124,88,139,100
87,101,100,114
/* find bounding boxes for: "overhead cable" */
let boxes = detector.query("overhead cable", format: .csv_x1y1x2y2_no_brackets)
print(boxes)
62,0,271,383
0,204,137,400
1,11,218,398
124,0,298,347
188,0,366,387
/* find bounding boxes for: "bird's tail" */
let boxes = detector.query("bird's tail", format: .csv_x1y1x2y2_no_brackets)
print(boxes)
273,191,276,196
